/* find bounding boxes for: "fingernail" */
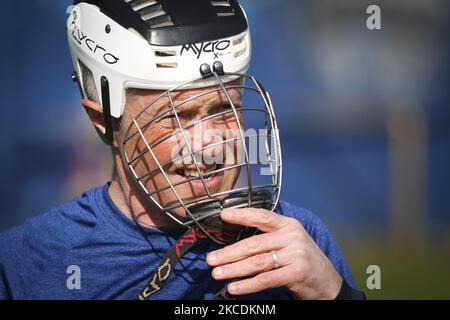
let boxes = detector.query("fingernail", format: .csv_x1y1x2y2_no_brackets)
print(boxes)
213,267,223,277
228,283,237,293
207,253,217,263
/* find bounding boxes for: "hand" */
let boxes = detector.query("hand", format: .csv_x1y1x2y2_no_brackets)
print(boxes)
206,208,343,300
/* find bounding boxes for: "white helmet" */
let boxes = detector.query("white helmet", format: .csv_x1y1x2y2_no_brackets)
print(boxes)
67,0,251,119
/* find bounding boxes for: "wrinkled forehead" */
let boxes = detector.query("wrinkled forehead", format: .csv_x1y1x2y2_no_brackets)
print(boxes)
126,80,243,119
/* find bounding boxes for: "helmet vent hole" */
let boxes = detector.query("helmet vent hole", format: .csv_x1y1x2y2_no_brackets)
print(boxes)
155,50,177,57
211,0,231,7
234,47,247,59
233,35,247,59
210,0,235,17
126,0,157,12
233,36,245,46
156,63,178,69
125,0,175,28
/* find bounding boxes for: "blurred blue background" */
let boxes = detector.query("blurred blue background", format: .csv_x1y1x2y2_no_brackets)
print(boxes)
0,0,449,298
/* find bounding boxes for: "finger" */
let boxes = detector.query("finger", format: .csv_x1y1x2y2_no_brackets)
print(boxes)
206,231,289,267
220,208,292,233
211,248,290,280
226,265,294,296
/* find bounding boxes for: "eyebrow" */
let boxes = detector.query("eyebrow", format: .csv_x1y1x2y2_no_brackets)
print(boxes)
139,87,242,122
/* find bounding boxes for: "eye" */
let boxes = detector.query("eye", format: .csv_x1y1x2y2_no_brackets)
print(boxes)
157,112,178,127
223,103,242,114
160,109,179,120
165,113,177,119
216,104,234,115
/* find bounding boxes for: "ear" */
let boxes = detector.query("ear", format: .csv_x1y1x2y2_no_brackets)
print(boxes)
81,99,107,134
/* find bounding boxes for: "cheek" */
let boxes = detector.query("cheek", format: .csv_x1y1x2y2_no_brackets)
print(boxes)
151,137,179,165
122,124,172,173
141,123,187,175
223,118,245,140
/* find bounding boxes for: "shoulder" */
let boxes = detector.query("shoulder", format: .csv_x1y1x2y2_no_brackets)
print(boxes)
0,185,107,299
0,184,105,258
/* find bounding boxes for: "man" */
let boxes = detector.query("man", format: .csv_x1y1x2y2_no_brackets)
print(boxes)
0,0,364,300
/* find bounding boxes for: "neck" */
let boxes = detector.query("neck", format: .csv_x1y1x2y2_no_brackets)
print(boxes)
107,148,178,229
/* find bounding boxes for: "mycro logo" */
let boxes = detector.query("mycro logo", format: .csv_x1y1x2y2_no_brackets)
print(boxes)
180,40,231,60
69,20,120,65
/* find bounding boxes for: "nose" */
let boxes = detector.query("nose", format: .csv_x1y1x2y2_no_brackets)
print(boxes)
189,118,223,163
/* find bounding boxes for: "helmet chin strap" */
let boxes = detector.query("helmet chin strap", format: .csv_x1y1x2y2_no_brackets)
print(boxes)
137,190,272,301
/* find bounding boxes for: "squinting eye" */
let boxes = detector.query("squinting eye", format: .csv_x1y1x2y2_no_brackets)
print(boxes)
160,115,175,122
219,104,234,114
158,113,177,126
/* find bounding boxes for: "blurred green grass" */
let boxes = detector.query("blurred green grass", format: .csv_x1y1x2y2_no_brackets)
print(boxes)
341,239,450,299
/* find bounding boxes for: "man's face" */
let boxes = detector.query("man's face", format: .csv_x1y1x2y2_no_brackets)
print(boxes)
118,83,244,217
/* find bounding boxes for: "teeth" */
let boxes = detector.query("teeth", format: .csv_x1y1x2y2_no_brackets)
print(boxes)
178,165,218,177
184,169,201,177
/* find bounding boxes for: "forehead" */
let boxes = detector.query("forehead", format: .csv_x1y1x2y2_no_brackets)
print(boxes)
126,82,243,118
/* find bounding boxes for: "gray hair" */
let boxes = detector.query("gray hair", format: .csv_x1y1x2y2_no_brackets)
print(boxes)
78,60,136,111
78,60,100,103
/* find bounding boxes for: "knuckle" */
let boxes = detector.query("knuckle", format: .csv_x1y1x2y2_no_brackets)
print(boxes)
255,208,268,216
260,211,273,225
245,237,261,251
287,231,301,243
294,247,307,259
256,272,273,286
251,254,267,269
287,218,302,229
261,213,272,226
293,264,306,281
291,228,307,242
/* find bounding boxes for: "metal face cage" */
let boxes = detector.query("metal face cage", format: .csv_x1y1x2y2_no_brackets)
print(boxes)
120,68,282,245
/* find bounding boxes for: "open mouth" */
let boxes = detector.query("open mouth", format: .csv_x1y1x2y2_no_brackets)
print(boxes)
175,164,224,191
175,164,221,178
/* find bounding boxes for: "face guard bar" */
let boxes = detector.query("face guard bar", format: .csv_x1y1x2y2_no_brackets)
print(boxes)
121,63,282,245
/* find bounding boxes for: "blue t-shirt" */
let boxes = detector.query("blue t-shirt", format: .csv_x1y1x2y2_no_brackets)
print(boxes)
0,184,356,300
